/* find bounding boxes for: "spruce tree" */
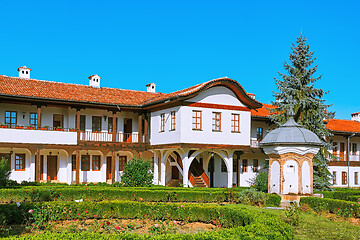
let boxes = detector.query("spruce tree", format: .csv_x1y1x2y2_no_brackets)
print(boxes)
270,33,334,190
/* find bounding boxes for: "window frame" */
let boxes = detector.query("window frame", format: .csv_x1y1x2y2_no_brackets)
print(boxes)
92,155,101,171
108,117,118,133
352,143,357,155
355,172,359,185
212,112,221,132
160,113,165,132
170,111,176,131
253,159,259,172
242,159,248,173
119,156,127,171
192,110,202,131
72,155,76,171
333,171,337,185
231,113,240,133
220,159,227,172
15,154,25,171
342,171,347,185
5,111,17,126
92,116,102,132
256,127,263,141
29,113,37,127
81,155,90,171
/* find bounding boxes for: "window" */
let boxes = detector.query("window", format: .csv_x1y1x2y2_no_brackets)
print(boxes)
160,113,165,132
0,153,11,170
92,155,101,171
355,172,359,185
81,155,90,171
212,112,221,131
332,142,338,160
5,111,17,125
119,156,127,171
342,171,347,185
242,159,248,173
231,113,240,132
221,159,227,172
352,143,357,155
108,117,118,133
15,154,25,171
92,116,102,132
332,171,336,185
170,111,176,131
192,110,202,130
30,113,37,127
253,159,259,172
257,127,263,141
80,115,86,131
340,142,345,161
72,155,76,171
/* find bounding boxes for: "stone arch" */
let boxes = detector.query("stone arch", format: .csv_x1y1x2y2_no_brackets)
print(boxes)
270,161,280,194
283,160,299,194
302,160,311,194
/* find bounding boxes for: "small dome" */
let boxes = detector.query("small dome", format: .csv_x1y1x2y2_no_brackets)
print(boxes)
260,116,323,146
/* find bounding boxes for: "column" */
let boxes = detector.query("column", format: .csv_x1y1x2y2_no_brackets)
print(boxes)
111,151,115,183
76,110,80,142
36,149,41,182
67,155,72,185
101,155,107,183
279,161,284,195
227,155,233,188
37,106,41,129
29,152,36,182
76,150,80,184
112,112,117,142
182,156,189,187
153,152,159,185
138,114,143,143
144,116,149,142
160,153,166,186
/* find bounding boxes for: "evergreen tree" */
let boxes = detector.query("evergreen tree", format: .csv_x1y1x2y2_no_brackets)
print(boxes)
270,33,334,190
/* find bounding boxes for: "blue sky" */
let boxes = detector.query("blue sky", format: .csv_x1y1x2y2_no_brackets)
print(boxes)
0,0,359,119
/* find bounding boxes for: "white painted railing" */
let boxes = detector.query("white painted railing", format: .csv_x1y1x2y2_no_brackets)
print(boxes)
80,132,140,143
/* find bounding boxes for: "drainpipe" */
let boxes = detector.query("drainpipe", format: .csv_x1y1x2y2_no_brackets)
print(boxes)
347,133,356,188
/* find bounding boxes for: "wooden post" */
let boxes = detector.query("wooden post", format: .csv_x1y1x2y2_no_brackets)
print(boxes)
112,112,117,142
138,114,143,143
37,106,41,129
237,158,241,187
144,116,148,142
111,151,116,183
76,150,80,184
36,149,41,182
76,110,81,141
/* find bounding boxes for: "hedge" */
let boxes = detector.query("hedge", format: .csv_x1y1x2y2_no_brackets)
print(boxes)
0,187,281,206
345,195,360,202
1,200,294,239
300,197,360,217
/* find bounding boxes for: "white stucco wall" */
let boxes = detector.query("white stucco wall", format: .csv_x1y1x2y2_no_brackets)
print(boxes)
329,166,360,187
302,161,311,194
270,161,280,194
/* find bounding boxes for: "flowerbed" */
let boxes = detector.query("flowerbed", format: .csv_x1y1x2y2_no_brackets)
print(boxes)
0,200,293,239
300,197,360,218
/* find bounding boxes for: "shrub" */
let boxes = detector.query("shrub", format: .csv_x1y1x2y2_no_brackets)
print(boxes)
285,202,301,226
300,197,360,218
250,171,268,193
237,188,268,206
0,158,11,187
121,158,153,187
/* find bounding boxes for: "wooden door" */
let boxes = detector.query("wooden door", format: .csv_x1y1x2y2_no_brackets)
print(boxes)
106,156,112,180
172,166,179,179
340,142,345,161
47,156,57,181
124,118,132,142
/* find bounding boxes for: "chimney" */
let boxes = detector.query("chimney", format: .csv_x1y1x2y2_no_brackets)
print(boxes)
18,66,31,79
88,74,101,88
248,93,256,99
146,83,156,93
351,112,360,122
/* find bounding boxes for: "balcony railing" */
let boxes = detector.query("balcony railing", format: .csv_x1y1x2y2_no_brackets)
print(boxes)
331,153,360,162
0,124,76,132
79,131,146,143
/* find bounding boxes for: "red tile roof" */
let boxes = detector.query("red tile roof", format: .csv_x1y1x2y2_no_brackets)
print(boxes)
326,119,360,134
251,103,277,117
0,75,165,106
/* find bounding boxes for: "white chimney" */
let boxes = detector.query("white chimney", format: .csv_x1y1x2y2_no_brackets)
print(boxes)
351,112,360,122
88,74,101,88
18,66,31,79
146,83,156,93
248,93,256,99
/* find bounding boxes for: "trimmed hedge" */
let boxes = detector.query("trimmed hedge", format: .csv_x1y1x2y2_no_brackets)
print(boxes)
345,195,360,202
1,200,294,239
300,197,360,217
0,187,280,206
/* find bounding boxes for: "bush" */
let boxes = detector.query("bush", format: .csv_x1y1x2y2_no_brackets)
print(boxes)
237,188,268,206
0,158,11,187
300,197,360,218
250,171,268,193
121,158,153,187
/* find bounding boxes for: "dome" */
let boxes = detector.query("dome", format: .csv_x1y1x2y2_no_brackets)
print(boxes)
260,116,323,147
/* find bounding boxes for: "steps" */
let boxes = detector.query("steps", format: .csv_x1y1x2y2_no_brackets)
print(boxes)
193,176,207,188
166,179,182,187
